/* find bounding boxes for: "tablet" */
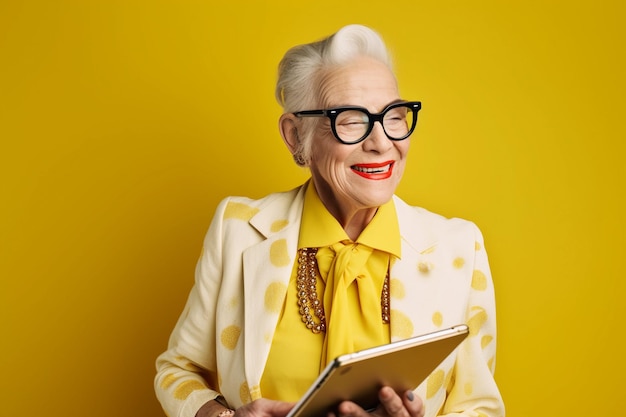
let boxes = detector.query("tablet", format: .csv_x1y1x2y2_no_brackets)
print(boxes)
286,324,469,417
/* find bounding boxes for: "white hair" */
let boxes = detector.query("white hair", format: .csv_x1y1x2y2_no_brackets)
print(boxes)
276,24,394,166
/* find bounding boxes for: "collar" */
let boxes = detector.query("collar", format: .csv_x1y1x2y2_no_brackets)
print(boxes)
298,182,401,258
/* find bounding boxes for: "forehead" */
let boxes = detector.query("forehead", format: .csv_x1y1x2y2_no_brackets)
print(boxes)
317,56,400,109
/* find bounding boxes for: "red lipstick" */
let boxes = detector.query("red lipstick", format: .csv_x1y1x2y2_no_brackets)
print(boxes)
351,161,394,180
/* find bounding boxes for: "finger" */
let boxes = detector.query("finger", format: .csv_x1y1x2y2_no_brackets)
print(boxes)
242,399,295,417
270,401,297,417
378,386,407,416
336,400,367,417
402,391,424,417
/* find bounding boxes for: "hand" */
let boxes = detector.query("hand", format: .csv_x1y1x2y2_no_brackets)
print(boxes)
331,387,424,417
234,398,296,417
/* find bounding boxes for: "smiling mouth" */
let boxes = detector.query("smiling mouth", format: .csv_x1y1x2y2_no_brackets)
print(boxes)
351,161,394,179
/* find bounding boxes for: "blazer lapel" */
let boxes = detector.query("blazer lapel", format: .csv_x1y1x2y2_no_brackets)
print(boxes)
241,185,306,397
389,196,441,341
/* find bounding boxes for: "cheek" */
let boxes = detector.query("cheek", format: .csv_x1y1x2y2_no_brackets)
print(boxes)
312,136,353,166
398,140,411,158
394,142,410,175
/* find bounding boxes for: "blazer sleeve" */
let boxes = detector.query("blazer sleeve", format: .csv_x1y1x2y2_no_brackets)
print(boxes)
154,197,230,417
440,222,505,417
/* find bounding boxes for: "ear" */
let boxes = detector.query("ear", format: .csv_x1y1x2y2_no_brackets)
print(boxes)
279,113,300,155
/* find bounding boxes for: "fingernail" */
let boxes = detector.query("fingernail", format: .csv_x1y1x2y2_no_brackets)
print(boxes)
406,391,414,401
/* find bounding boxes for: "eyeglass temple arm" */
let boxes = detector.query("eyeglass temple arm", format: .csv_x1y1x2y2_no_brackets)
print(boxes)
293,110,326,117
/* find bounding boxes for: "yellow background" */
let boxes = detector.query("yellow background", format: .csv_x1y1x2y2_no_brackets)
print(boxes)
1,1,624,416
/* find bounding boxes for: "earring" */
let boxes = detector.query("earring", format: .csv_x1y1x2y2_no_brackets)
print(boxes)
293,152,306,166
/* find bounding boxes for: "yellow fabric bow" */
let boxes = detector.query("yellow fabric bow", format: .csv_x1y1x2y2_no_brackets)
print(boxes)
316,240,390,368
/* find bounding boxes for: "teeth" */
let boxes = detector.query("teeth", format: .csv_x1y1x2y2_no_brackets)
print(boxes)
353,164,390,174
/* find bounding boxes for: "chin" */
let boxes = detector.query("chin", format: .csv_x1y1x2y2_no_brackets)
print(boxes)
358,189,396,207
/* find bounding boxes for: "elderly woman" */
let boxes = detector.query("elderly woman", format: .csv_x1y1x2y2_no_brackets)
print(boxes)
155,24,504,417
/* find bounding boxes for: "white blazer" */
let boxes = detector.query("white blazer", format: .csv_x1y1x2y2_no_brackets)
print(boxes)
155,183,504,417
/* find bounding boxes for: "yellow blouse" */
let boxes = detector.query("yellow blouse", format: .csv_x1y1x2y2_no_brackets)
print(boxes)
260,183,401,401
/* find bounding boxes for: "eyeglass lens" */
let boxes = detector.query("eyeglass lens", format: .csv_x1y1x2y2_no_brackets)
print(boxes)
334,105,415,143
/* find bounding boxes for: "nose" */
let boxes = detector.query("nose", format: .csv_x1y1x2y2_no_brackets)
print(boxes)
362,121,392,153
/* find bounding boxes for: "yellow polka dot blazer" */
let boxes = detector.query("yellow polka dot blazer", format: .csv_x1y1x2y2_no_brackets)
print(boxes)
155,183,504,417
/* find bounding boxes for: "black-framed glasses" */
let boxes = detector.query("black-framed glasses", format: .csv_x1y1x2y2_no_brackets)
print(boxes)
293,101,421,144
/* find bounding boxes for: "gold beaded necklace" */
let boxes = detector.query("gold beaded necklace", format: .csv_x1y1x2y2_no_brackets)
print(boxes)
296,247,390,334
